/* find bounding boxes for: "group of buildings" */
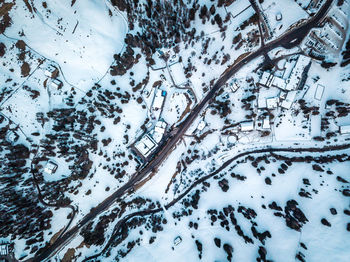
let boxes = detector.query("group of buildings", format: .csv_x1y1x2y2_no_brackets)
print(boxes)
133,88,168,160
237,55,313,134
257,54,311,110
44,64,63,89
302,0,349,59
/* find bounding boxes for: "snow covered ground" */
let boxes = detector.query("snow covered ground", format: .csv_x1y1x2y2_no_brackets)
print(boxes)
5,0,127,91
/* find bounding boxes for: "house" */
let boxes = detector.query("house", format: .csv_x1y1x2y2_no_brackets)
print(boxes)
229,80,240,92
174,236,182,246
281,91,297,109
5,130,19,144
44,65,59,78
240,121,254,132
0,243,8,256
314,84,325,101
284,55,311,91
44,160,58,175
262,119,271,129
51,78,63,89
266,97,279,109
276,12,282,21
271,76,287,90
339,125,350,134
258,71,273,88
134,134,157,158
151,89,167,120
151,120,167,143
197,120,206,131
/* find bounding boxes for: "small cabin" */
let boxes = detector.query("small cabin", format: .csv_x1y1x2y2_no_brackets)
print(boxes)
44,65,59,78
51,78,63,89
44,160,58,175
174,236,182,246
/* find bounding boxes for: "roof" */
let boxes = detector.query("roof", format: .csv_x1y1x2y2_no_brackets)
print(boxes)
340,125,350,134
257,98,267,109
135,134,157,157
262,119,271,129
271,76,287,90
285,55,311,91
44,161,58,174
0,243,8,256
152,89,166,120
51,78,62,88
240,121,254,132
197,120,206,131
44,65,58,78
152,120,167,142
281,91,297,109
258,71,272,87
266,97,279,109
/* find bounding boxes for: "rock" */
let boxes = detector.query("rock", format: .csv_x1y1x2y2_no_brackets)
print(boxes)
265,177,271,185
347,223,350,232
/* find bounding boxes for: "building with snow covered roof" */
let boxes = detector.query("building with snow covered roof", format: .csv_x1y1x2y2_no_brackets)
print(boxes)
134,134,157,158
339,125,350,134
196,120,206,131
44,65,59,78
271,76,287,90
262,119,271,129
258,55,310,92
266,97,279,109
151,89,167,120
281,91,297,109
151,120,167,143
257,71,273,88
284,55,311,91
51,78,63,89
44,160,58,175
0,243,9,256
240,121,254,132
133,120,168,159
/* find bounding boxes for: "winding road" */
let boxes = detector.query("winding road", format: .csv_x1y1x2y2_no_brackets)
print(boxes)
32,0,334,261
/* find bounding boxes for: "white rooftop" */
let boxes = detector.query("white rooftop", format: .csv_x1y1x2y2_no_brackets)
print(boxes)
262,119,271,129
44,161,58,175
266,97,279,109
0,243,8,256
271,76,287,90
197,120,206,131
135,134,157,157
240,121,254,132
281,91,297,109
340,125,350,134
152,89,166,120
285,55,311,91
